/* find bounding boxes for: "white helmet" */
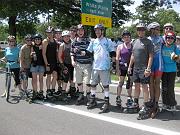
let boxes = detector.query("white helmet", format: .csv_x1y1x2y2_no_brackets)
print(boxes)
163,23,174,29
147,22,160,30
62,30,70,37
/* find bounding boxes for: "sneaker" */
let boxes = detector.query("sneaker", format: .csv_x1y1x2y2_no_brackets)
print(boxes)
53,90,62,97
76,93,84,105
19,90,25,98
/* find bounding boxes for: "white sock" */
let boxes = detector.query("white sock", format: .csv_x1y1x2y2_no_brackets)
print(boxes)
104,91,109,97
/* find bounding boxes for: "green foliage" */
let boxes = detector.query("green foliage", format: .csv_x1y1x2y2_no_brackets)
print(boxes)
0,24,8,40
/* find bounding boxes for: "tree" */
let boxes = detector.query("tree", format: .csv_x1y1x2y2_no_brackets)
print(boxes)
0,24,8,41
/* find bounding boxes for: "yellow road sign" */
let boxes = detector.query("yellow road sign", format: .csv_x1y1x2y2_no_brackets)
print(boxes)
81,13,112,28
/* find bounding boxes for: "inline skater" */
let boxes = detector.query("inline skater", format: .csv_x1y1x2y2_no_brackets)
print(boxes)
42,26,58,101
30,34,45,101
115,30,133,111
147,22,164,118
87,24,116,113
128,23,154,119
71,24,93,105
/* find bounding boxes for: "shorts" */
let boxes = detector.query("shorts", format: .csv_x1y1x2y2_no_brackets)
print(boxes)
74,63,92,84
30,65,45,73
151,53,163,77
119,69,133,77
45,64,58,74
90,70,111,86
132,68,150,84
20,68,30,80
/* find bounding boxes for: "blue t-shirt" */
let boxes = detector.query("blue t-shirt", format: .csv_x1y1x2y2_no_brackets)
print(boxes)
4,46,20,69
87,37,115,70
162,44,180,72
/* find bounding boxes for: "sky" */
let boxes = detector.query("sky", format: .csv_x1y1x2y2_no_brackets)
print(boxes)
123,0,180,26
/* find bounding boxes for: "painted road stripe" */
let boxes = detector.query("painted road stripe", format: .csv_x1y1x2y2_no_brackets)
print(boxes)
38,101,180,135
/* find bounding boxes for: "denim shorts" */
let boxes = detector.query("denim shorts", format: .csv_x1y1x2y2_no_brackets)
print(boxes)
132,67,150,84
30,65,45,73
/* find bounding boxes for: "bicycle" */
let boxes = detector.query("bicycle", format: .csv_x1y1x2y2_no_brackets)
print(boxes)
0,59,16,102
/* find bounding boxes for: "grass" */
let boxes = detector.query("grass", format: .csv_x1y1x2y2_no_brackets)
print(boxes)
111,74,180,87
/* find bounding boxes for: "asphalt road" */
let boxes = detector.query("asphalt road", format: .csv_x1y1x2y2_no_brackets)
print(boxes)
0,74,180,135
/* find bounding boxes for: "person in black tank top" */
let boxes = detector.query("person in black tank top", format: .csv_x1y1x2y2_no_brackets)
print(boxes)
42,26,58,99
30,34,45,100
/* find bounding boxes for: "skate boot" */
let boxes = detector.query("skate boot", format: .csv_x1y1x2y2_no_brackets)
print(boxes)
75,92,84,105
46,89,55,101
124,102,139,113
87,95,97,109
137,106,152,120
53,90,62,99
116,96,122,107
100,97,110,113
37,90,45,100
28,91,38,104
69,86,76,98
86,92,91,106
61,90,69,103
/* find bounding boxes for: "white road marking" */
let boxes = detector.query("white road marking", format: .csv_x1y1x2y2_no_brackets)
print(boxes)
38,101,180,135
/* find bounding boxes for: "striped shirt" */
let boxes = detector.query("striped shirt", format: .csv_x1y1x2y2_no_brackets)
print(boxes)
71,37,92,64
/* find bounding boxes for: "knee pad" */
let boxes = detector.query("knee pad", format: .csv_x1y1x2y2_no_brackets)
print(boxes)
118,81,124,88
86,84,91,87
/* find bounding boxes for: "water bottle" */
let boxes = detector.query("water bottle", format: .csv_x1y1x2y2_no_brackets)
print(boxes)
33,52,37,61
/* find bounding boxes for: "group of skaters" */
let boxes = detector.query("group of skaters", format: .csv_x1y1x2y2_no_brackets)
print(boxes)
1,22,180,120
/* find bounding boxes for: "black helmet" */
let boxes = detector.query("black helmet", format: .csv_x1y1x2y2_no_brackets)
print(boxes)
24,34,32,40
122,30,131,37
33,33,42,39
94,24,104,30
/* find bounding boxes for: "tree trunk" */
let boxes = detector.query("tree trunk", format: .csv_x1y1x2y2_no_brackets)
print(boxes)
8,16,17,36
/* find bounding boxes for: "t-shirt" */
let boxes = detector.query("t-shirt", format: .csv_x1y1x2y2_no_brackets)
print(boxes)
132,38,154,68
162,44,180,72
87,37,115,70
4,46,20,69
71,37,92,64
19,44,31,69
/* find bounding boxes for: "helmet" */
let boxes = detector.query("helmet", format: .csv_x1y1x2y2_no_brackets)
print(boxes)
45,26,54,33
147,22,160,30
33,33,42,39
165,32,176,43
94,24,104,30
24,34,32,40
122,30,131,37
163,23,174,29
54,28,62,33
176,36,180,39
136,23,146,28
77,24,84,29
62,30,70,37
7,35,15,41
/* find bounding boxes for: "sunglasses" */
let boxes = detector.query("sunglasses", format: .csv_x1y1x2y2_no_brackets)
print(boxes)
166,36,175,40
165,27,173,30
